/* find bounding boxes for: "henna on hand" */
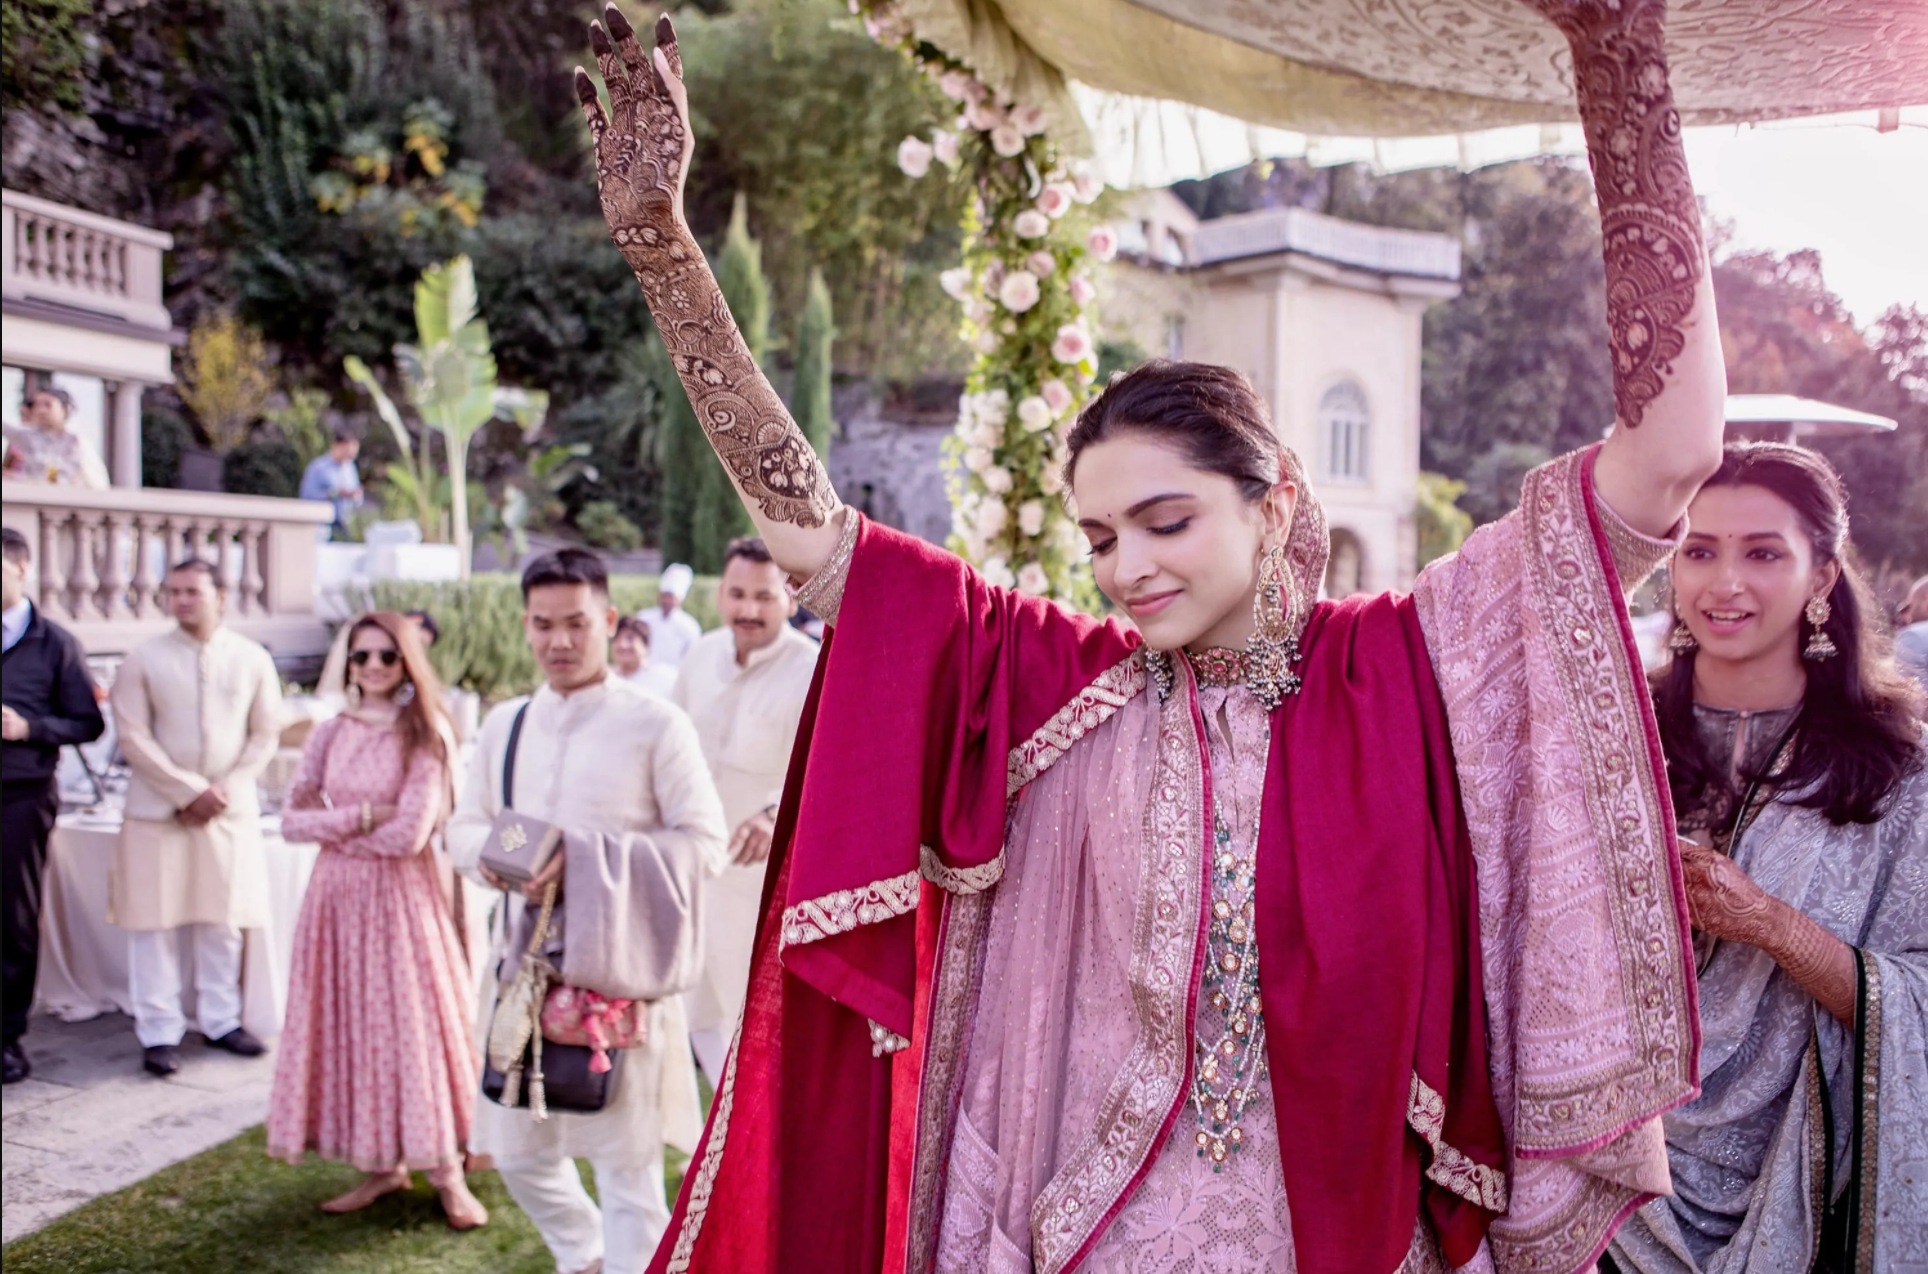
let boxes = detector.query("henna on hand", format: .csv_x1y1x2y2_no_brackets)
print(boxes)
1680,843,1857,1026
1531,0,1705,429
575,7,838,530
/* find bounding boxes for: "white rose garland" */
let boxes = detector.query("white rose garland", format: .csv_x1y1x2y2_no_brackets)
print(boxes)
859,0,1106,606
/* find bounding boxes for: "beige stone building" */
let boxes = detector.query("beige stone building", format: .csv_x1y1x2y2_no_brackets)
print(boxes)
1103,193,1460,595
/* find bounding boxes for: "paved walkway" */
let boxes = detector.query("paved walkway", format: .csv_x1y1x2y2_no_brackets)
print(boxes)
1,1012,274,1243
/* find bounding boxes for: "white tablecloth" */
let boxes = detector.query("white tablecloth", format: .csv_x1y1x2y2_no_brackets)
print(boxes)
32,813,318,1039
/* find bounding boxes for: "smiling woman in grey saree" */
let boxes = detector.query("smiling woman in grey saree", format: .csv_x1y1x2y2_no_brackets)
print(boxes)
1609,443,1928,1274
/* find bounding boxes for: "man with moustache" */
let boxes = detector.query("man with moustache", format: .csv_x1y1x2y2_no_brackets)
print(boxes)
673,536,821,1086
448,547,723,1274
110,559,282,1076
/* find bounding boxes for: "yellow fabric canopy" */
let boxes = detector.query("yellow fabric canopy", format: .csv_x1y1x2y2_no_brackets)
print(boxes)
903,0,1928,174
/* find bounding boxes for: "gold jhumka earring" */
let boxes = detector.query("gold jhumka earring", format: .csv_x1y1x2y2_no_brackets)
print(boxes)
1243,546,1301,712
1802,593,1838,661
346,682,363,710
1667,616,1698,654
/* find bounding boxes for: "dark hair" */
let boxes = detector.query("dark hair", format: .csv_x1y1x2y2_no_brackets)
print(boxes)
723,536,775,568
1654,442,1924,826
614,615,651,647
28,386,75,414
1063,359,1282,501
346,612,451,766
520,547,608,601
1,527,29,566
404,608,440,646
168,558,225,589
331,427,358,446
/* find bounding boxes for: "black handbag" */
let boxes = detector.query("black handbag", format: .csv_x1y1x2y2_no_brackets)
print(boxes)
482,702,622,1116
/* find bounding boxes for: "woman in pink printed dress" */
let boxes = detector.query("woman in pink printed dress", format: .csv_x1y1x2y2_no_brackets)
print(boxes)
267,611,487,1229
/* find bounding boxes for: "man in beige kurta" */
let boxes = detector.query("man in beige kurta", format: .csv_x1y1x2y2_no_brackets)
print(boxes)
110,560,281,1074
673,537,820,1086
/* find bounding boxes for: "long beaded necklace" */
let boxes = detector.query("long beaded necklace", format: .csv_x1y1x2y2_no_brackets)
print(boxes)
1190,810,1266,1170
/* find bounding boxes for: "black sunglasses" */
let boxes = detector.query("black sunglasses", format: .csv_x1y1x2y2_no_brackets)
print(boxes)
348,648,400,668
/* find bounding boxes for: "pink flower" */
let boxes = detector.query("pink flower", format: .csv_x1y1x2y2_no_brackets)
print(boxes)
1070,163,1105,204
1041,378,1074,414
1013,209,1051,239
1086,225,1118,262
1012,104,1050,137
1068,276,1096,306
1036,183,1074,219
1027,250,1056,278
932,130,960,166
998,270,1041,313
966,99,1005,132
896,136,933,179
989,124,1026,158
1017,396,1052,431
938,267,974,301
938,70,976,102
1017,561,1051,595
1051,323,1093,365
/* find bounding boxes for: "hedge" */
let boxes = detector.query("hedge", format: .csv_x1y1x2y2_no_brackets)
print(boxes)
362,572,719,702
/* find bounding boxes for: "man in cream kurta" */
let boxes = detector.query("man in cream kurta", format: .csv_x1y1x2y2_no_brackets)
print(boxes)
449,548,724,1274
110,560,282,1074
674,538,820,1086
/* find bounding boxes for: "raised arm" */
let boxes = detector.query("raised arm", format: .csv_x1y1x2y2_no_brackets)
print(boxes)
576,8,843,582
1532,0,1726,536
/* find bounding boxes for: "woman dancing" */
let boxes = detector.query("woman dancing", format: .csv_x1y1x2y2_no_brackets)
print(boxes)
268,612,486,1230
577,1,1726,1269
1607,444,1924,1272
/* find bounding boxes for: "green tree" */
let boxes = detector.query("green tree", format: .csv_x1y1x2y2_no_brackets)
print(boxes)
2,0,90,115
649,336,706,568
792,267,836,458
694,195,770,566
1414,472,1474,567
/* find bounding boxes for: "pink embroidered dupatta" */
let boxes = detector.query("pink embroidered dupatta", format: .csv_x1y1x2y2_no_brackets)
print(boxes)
651,445,1699,1274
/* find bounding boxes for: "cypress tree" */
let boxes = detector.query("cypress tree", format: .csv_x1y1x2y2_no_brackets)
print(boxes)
697,194,769,566
792,266,835,458
644,334,701,567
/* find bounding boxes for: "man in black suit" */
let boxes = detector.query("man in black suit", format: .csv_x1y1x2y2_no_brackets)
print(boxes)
2,527,105,1083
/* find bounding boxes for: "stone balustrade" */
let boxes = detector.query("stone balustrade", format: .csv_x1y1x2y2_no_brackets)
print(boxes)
1,190,172,333
1,481,334,661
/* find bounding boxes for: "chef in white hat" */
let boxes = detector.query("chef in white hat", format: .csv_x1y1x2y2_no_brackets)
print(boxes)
636,561,703,671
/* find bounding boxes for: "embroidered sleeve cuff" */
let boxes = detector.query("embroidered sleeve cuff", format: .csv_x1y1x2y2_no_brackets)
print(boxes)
794,507,858,626
1597,497,1681,593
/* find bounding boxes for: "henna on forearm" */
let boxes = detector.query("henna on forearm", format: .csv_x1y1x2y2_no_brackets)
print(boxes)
1544,0,1705,429
1758,899,1859,1028
577,9,838,531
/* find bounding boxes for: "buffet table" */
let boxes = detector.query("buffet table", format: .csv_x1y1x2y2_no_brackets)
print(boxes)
32,812,319,1039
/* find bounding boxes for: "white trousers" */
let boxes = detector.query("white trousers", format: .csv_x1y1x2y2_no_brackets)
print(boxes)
126,924,244,1048
496,1147,669,1274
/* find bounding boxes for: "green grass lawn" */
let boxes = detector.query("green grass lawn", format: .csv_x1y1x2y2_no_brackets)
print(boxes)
2,1126,689,1274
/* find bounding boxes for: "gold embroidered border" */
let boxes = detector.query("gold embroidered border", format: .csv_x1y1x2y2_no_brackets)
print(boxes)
663,1016,743,1273
1030,676,1204,1274
1407,1072,1510,1213
779,869,921,950
919,843,1005,894
1006,654,1146,798
1512,450,1694,1146
907,890,997,1270
1856,957,1882,1273
794,506,860,625
1596,497,1681,593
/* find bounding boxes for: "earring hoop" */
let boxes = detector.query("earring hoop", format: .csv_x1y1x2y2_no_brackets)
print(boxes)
394,682,417,707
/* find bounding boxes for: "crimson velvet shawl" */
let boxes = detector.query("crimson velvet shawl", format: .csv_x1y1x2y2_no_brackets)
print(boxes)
649,517,1505,1274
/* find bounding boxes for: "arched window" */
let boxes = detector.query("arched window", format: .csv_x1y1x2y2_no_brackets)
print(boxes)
1326,527,1365,597
1320,380,1370,483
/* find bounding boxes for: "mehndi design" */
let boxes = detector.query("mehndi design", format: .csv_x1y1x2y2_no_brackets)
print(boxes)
576,8,838,529
1529,0,1705,430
